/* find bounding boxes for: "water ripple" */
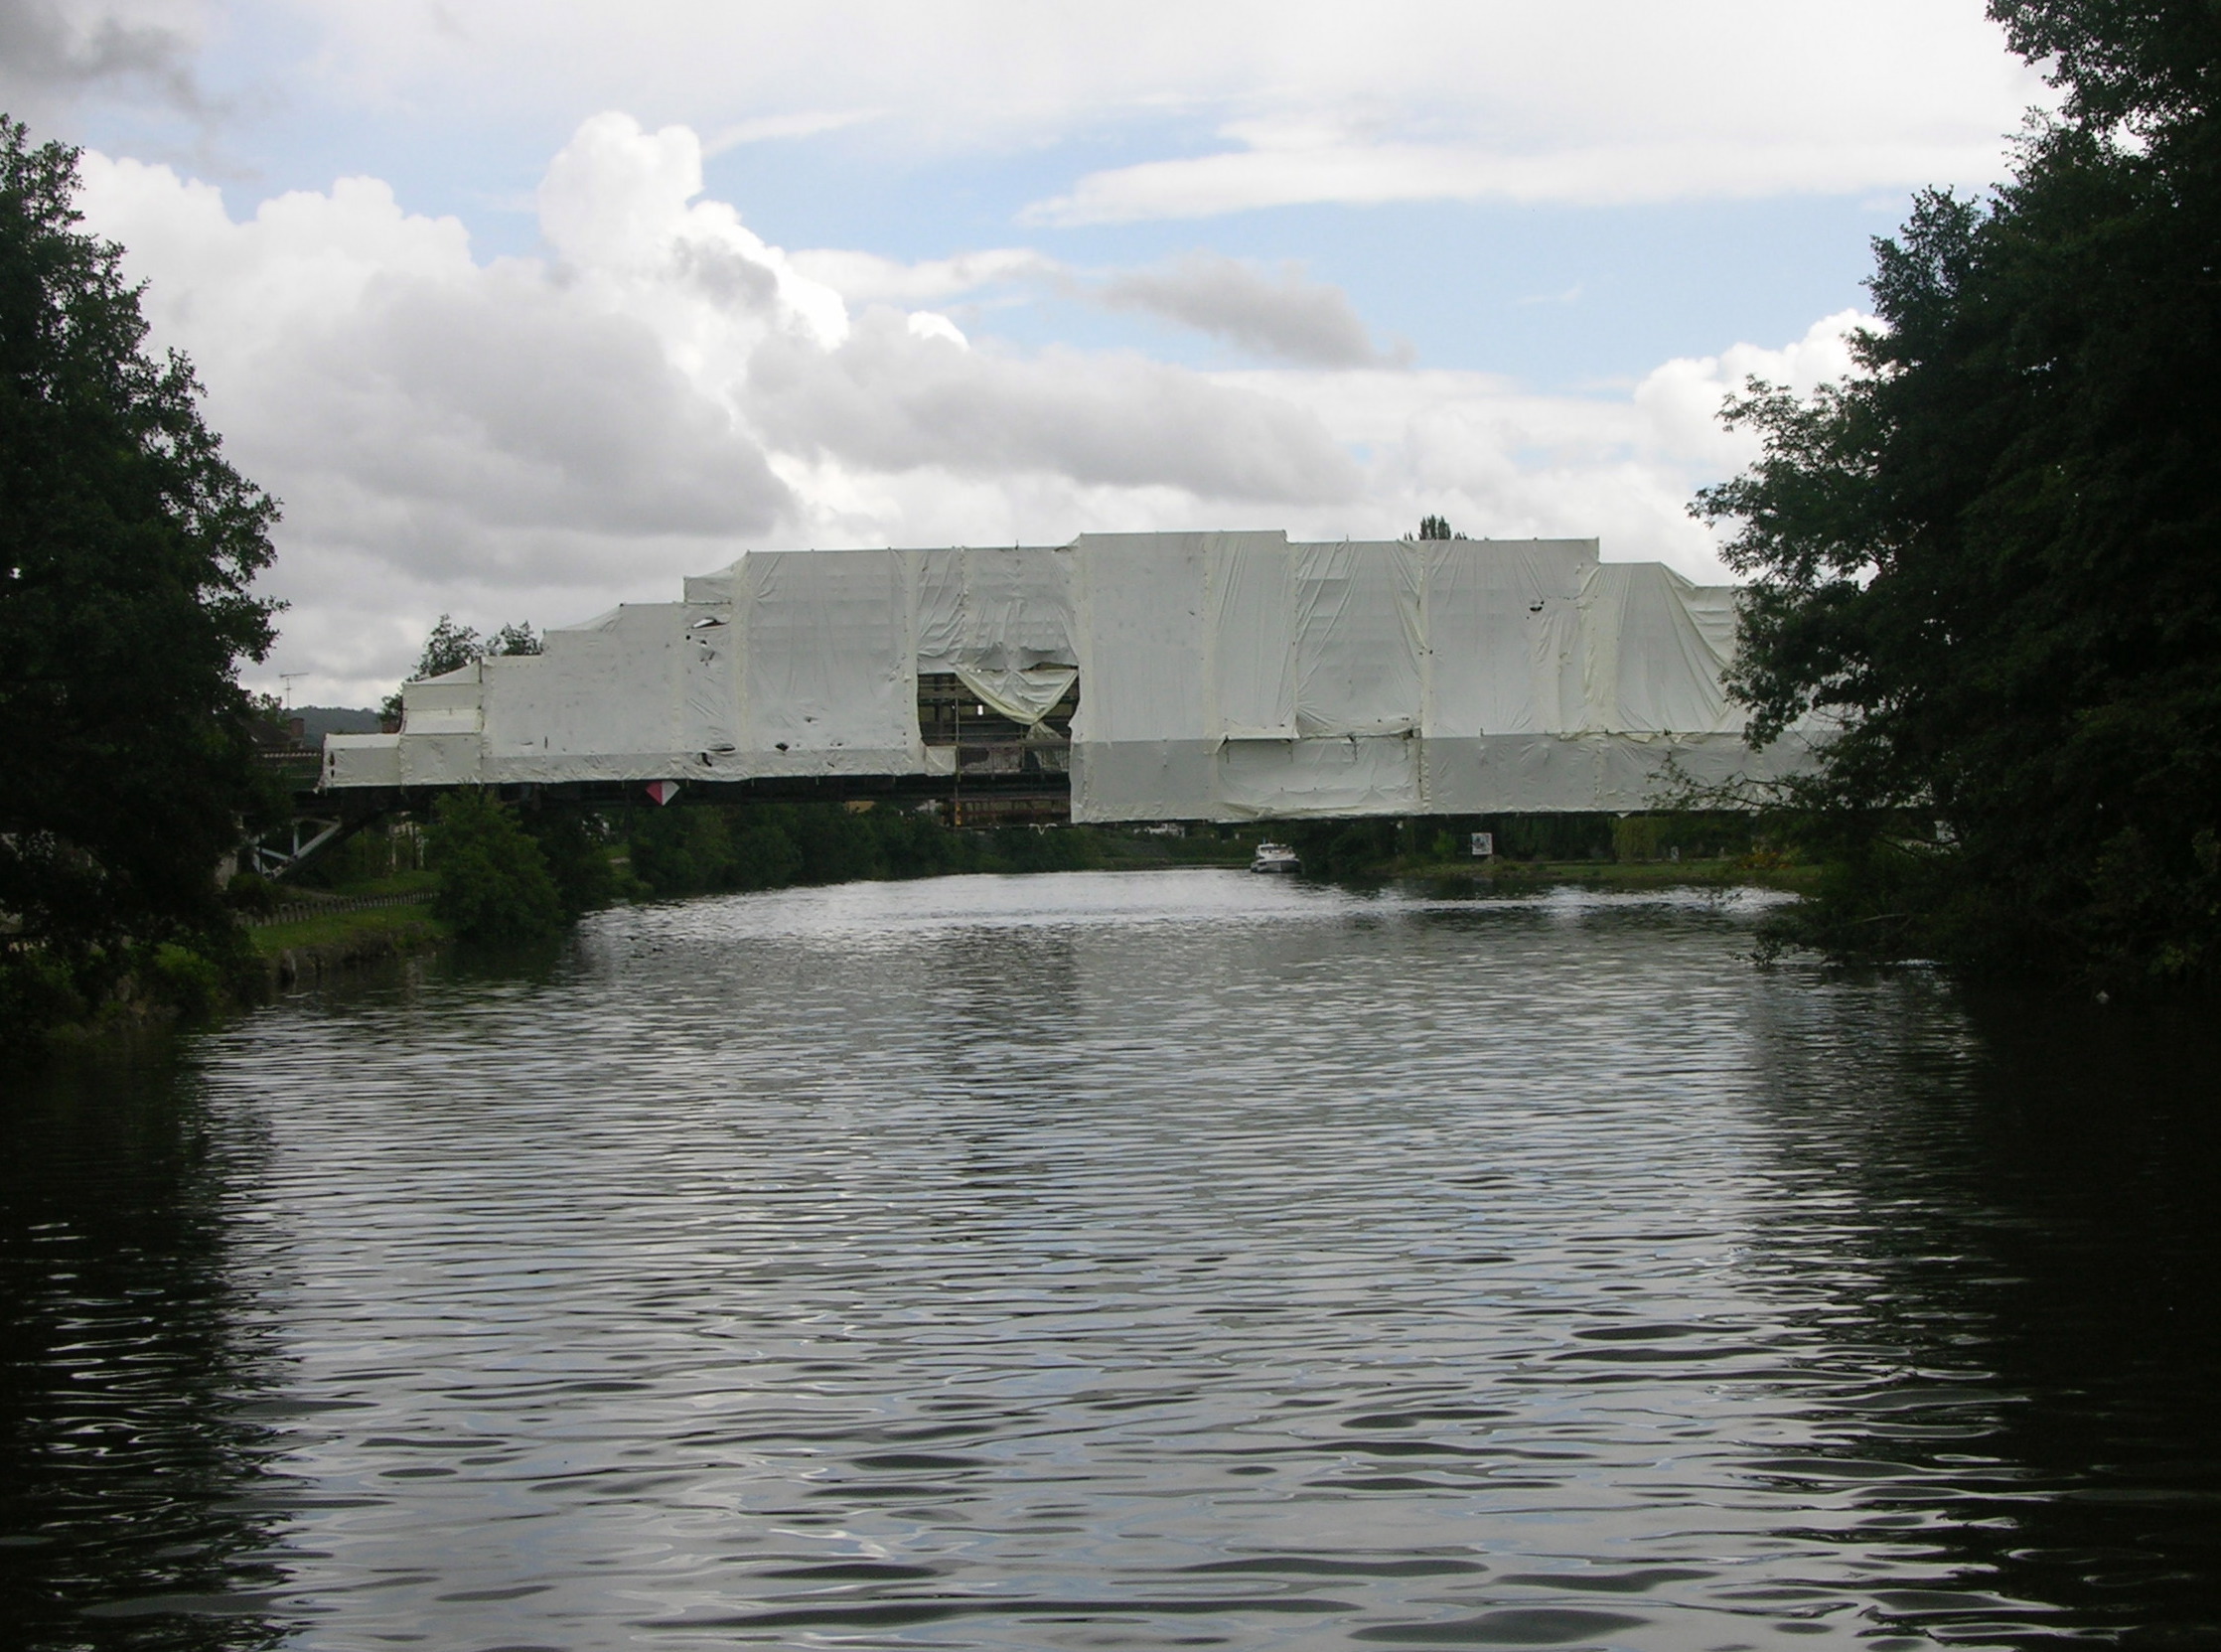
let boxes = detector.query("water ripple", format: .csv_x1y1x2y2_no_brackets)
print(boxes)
7,869,2220,1650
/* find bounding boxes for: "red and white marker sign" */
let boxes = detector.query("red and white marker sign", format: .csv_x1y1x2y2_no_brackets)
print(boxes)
645,780,681,807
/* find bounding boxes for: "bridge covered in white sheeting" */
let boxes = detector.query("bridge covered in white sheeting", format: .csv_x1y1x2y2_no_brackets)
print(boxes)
324,531,1809,821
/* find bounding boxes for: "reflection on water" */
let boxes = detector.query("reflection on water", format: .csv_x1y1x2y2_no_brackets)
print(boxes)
5,870,2218,1650
0,1052,292,1649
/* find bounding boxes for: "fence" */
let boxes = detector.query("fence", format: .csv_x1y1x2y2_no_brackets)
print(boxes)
249,892,430,929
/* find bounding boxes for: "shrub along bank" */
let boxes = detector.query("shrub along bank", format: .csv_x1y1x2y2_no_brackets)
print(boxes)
4,799,1803,1053
399,794,1131,943
624,801,1106,898
1,915,282,1054
1276,812,1776,881
456,800,1802,933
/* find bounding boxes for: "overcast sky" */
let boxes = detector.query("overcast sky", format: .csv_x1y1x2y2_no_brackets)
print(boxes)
5,0,2048,703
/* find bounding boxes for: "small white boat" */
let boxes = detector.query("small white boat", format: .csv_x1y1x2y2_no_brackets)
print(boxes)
1250,841,1301,874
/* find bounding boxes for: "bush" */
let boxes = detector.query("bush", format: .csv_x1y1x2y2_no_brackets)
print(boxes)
147,942,222,1018
0,950,89,1049
223,870,278,913
628,801,1139,896
728,814,806,889
980,824,1101,872
629,806,734,896
426,792,563,943
789,804,885,884
1280,819,1399,878
1612,816,1664,863
524,808,617,914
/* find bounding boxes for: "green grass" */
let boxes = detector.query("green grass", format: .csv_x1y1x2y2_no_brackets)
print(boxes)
300,868,438,901
250,904,450,956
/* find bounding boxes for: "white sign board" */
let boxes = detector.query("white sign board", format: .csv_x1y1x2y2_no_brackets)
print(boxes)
1470,831,1494,858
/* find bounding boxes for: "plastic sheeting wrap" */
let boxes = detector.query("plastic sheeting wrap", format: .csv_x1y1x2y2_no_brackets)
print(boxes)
734,550,916,776
478,605,688,783
916,545,1076,674
955,664,1078,725
322,531,1814,818
1068,533,1224,819
1421,537,1589,739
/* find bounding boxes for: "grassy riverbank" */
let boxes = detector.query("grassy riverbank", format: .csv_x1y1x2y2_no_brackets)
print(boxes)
252,901,450,988
1389,855,1821,894
9,883,450,1055
955,823,1819,892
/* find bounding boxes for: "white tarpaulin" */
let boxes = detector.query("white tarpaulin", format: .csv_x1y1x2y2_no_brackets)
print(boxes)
954,663,1079,725
916,545,1076,674
325,531,1813,818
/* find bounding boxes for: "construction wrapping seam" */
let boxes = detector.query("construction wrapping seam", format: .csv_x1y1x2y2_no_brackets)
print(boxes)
321,532,1816,818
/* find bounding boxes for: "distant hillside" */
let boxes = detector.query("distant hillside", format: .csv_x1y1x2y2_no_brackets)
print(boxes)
294,705,384,743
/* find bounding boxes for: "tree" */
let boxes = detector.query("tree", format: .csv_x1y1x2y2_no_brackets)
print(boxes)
1696,0,2221,988
0,118,282,978
414,614,483,679
521,806,614,915
381,616,541,721
425,792,562,943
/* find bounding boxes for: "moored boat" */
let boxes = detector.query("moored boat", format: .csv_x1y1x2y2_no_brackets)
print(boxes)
1250,841,1301,874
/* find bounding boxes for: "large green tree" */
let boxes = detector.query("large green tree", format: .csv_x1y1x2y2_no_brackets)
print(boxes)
1698,0,2221,988
0,119,282,971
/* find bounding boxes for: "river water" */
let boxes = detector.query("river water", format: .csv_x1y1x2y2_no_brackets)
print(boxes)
5,870,2218,1651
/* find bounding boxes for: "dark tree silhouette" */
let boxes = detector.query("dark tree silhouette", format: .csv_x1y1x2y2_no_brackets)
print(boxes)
0,118,282,986
1697,0,2221,987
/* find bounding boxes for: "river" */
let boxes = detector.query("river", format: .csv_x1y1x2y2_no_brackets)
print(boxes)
4,869,2218,1650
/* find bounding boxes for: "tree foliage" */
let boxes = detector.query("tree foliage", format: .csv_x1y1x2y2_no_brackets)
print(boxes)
413,614,485,680
381,615,540,720
0,118,282,968
1695,1,2221,988
486,621,542,658
626,802,1102,899
426,792,563,944
520,806,616,916
410,614,541,677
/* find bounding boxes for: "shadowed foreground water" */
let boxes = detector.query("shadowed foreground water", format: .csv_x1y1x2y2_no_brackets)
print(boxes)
5,869,2219,1651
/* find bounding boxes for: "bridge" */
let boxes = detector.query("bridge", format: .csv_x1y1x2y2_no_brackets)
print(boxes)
322,531,1811,824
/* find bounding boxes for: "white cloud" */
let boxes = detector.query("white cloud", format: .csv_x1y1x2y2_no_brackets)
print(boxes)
0,0,208,123
788,246,1055,306
535,111,851,351
1631,310,1865,469
1218,310,1870,576
71,114,1379,699
749,309,1360,501
903,309,966,348
72,112,1871,704
701,107,881,154
1097,253,1386,368
1029,133,2016,225
261,0,2042,213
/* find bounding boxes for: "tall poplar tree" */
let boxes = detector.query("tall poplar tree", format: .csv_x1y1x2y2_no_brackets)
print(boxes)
1698,1,2221,987
0,119,282,981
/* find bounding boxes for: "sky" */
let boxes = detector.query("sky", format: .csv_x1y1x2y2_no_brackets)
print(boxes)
3,0,2051,704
